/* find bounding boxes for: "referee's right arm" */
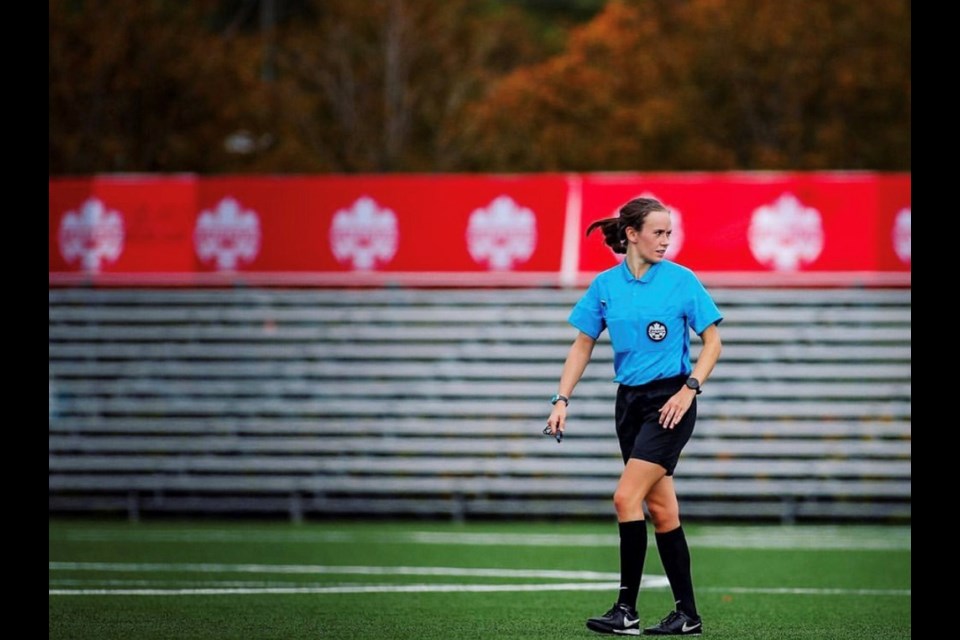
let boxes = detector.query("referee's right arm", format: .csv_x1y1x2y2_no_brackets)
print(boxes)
546,332,596,436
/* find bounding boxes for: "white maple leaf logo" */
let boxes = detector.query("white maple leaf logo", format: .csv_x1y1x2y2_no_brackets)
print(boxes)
194,197,262,270
466,195,537,270
748,193,824,271
329,196,399,270
57,197,125,272
893,207,910,264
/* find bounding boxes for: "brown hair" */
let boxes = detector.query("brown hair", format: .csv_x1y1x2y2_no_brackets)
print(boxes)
585,197,669,254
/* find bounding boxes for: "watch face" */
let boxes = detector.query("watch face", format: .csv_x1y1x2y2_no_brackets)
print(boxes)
685,378,699,389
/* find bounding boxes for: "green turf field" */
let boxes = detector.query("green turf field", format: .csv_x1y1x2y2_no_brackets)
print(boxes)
49,518,910,639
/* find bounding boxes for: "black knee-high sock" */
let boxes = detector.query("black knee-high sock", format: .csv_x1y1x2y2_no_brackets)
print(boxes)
616,520,647,609
655,526,698,618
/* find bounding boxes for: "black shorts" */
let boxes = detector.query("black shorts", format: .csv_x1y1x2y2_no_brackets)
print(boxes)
615,374,697,476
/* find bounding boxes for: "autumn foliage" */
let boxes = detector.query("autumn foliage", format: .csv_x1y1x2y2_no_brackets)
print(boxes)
49,0,910,174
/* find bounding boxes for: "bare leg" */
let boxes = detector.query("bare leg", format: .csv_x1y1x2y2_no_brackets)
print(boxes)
645,475,680,532
645,475,699,621
609,459,667,611
614,458,667,522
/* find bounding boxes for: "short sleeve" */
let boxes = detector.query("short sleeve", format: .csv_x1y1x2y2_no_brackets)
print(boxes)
568,279,606,339
686,275,723,335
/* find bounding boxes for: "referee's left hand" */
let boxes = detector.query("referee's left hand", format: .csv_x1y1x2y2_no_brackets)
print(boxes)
658,389,695,429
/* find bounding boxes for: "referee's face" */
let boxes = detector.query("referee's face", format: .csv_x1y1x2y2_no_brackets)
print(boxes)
630,209,673,264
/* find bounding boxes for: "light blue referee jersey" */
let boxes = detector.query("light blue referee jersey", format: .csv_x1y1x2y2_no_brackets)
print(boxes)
568,259,723,386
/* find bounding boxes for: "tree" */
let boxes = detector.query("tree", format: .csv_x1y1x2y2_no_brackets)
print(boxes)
49,0,272,174
49,0,909,173
458,0,910,171
679,0,910,169
266,0,560,171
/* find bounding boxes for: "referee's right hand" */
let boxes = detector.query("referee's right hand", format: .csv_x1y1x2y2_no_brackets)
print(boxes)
546,404,566,439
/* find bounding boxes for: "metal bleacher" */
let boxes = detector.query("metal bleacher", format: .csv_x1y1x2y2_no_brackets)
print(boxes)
48,286,911,523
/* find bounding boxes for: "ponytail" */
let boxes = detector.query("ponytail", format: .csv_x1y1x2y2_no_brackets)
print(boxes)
585,197,667,254
585,216,628,254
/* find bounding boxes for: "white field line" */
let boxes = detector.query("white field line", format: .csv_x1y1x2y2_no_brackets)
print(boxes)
48,561,669,595
50,578,545,588
49,578,911,598
48,582,910,597
47,562,909,598
699,586,911,596
48,562,619,581
49,582,621,596
53,527,912,551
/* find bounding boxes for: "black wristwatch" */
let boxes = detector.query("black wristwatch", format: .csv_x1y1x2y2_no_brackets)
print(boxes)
684,377,702,395
550,393,569,406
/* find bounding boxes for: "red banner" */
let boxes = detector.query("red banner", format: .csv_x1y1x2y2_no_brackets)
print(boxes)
875,173,911,271
194,175,568,274
575,172,910,286
49,172,909,287
50,175,198,274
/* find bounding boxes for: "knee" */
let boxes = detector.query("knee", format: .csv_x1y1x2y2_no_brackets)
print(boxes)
647,500,679,529
612,488,638,517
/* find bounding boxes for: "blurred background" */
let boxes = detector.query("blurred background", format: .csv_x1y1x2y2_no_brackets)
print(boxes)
48,0,910,526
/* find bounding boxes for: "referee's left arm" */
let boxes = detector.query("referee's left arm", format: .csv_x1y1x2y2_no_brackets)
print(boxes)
689,323,722,388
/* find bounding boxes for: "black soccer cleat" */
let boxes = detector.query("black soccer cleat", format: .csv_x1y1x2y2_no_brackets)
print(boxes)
586,602,641,636
642,610,703,635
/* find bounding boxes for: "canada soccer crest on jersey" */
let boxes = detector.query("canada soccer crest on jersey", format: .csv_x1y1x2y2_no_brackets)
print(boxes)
57,197,125,272
647,321,668,342
893,207,910,264
748,193,824,271
194,197,262,270
329,196,399,270
466,195,537,270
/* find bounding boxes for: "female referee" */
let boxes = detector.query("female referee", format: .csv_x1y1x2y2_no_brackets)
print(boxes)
545,196,722,636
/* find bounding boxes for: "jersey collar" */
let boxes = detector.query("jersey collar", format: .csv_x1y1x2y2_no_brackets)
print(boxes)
619,257,663,284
